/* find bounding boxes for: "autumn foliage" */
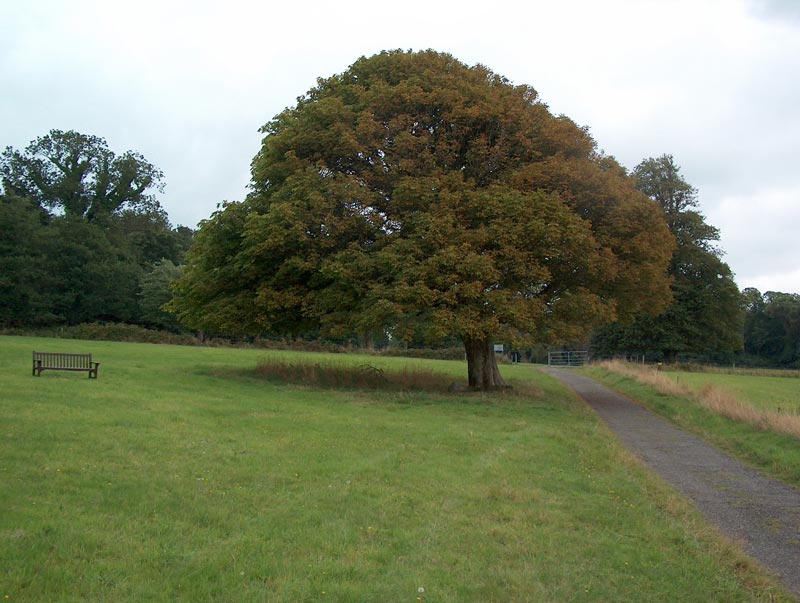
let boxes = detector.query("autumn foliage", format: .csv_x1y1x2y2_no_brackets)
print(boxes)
172,50,674,389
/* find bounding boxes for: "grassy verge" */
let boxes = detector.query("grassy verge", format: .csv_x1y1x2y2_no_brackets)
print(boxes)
586,364,800,489
665,370,800,413
671,364,800,380
595,361,800,439
1,336,792,602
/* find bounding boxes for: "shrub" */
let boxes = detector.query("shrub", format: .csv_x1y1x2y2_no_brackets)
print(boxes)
2,323,200,345
378,347,466,361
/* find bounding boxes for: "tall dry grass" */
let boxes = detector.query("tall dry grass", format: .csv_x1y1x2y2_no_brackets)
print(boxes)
253,358,545,397
255,359,460,391
598,360,800,439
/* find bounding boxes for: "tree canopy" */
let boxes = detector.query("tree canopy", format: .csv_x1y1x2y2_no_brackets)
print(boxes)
173,50,674,388
593,155,743,361
1,129,164,222
0,130,193,329
743,288,800,366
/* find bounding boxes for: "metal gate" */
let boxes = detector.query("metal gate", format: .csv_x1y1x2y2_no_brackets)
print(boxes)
547,350,589,366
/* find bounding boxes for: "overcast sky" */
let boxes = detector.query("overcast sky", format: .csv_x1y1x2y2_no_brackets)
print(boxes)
2,0,799,294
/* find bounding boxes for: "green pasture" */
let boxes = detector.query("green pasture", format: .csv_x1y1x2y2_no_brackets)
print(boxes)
665,370,800,413
0,336,790,602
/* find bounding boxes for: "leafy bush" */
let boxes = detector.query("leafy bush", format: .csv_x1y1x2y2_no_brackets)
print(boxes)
378,347,466,361
2,323,199,345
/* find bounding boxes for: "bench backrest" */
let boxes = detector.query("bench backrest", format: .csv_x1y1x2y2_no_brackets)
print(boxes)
33,352,93,369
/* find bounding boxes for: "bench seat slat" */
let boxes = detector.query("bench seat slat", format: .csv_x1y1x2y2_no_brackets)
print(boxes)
33,352,99,378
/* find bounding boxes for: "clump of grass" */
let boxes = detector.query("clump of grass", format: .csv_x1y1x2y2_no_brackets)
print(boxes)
599,360,800,439
696,383,800,437
255,359,459,391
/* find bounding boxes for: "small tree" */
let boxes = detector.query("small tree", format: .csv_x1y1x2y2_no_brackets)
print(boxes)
173,50,674,389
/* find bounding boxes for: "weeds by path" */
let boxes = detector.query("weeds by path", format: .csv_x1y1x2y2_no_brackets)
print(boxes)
599,360,800,439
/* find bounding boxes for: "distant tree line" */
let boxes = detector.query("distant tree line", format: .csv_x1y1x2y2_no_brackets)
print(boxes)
0,130,193,331
591,155,798,368
741,288,800,367
2,126,796,369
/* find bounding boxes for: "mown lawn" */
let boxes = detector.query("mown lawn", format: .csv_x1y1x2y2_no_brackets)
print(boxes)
0,336,790,602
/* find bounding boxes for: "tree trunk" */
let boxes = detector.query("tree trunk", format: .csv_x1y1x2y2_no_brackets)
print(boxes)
463,337,510,390
362,332,373,351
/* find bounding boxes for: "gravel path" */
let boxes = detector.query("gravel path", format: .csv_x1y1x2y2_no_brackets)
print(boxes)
541,367,800,598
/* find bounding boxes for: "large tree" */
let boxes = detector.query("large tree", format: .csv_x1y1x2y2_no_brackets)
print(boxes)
593,155,743,361
172,50,674,389
1,129,164,222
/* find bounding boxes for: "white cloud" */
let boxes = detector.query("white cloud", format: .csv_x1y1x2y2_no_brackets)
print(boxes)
746,269,800,295
709,186,800,292
1,0,799,293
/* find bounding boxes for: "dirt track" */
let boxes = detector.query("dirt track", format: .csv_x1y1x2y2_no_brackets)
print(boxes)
541,367,800,599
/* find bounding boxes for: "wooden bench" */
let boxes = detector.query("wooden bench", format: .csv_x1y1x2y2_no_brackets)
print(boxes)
32,352,100,378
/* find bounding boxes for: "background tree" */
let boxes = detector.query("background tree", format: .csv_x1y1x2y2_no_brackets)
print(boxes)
0,193,52,325
35,217,143,324
107,209,194,267
592,155,743,361
172,50,674,389
743,288,800,366
139,259,185,332
0,130,193,329
1,129,164,222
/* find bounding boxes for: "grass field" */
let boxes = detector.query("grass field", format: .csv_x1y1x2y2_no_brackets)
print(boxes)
665,371,800,414
0,336,791,602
